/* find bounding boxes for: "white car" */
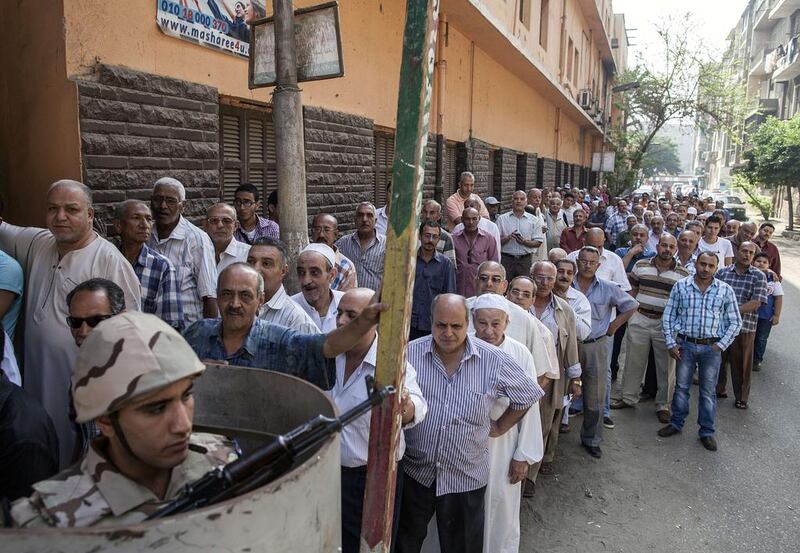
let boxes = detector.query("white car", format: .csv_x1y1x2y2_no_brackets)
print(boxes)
713,193,747,221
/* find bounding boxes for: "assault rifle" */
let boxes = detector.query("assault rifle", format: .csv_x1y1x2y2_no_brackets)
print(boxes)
147,376,393,520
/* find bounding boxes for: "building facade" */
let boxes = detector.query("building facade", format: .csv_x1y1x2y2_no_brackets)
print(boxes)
1,0,627,231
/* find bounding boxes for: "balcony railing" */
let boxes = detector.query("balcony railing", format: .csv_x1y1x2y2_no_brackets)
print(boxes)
769,0,800,20
773,37,800,81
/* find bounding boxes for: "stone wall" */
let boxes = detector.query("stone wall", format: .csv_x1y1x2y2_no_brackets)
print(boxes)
539,158,556,188
495,149,518,210
517,153,538,191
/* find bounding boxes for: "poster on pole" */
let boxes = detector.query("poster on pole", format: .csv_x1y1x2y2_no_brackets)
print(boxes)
156,0,266,59
249,1,344,88
592,151,616,172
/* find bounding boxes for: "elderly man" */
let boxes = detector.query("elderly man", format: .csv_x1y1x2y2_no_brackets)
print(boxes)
611,235,689,423
729,221,757,255
184,263,386,389
646,215,669,252
587,200,609,231
444,171,490,229
147,177,218,323
525,188,543,217
484,196,501,222
568,228,630,290
0,180,141,469
115,199,183,329
497,190,544,281
453,197,502,253
471,294,543,553
232,183,279,244
754,222,781,277
453,207,499,298
334,202,387,292
666,212,681,238
615,224,656,273
292,243,345,332
573,246,638,458
529,262,581,482
559,207,588,254
716,242,767,409
605,198,631,247
420,200,456,266
205,202,250,273
329,288,427,553
311,213,358,291
411,221,456,340
246,237,318,334
544,196,568,252
553,258,592,341
675,229,699,273
723,219,741,239
660,252,742,451
396,294,542,553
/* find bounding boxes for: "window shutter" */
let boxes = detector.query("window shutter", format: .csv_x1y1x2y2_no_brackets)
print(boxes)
445,142,457,199
220,109,244,204
374,130,395,207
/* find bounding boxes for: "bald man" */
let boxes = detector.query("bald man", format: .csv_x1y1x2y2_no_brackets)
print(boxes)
567,228,630,290
453,207,499,297
0,180,141,468
205,202,251,273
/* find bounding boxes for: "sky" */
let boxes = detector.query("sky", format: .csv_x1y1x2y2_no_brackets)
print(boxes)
611,0,749,64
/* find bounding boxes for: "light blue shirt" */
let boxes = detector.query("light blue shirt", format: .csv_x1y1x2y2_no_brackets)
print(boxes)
0,250,23,339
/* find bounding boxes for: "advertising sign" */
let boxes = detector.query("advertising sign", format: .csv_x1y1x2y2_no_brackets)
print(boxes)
249,2,344,88
156,0,266,59
592,151,616,172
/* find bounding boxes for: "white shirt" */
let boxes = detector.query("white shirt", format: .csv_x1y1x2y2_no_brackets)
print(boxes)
562,204,581,226
216,238,251,273
496,211,544,256
375,206,390,236
258,285,320,334
2,329,20,386
327,336,427,467
698,236,734,268
453,218,502,256
291,289,345,332
567,248,631,291
646,231,670,253
564,287,592,341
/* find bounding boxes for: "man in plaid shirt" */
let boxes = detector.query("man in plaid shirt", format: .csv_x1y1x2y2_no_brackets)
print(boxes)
114,200,184,330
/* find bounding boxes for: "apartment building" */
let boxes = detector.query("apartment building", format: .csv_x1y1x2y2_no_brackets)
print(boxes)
1,0,628,230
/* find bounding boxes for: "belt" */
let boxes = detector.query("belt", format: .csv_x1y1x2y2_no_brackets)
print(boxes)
637,308,663,320
341,465,367,474
581,335,607,345
501,252,532,259
677,334,719,345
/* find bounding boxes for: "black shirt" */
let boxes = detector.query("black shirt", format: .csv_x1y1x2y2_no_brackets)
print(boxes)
0,373,59,501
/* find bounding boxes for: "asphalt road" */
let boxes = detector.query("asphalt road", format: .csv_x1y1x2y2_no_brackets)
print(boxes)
520,231,800,553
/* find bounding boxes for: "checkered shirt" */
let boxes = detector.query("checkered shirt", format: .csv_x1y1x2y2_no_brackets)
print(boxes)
716,265,768,334
132,244,184,330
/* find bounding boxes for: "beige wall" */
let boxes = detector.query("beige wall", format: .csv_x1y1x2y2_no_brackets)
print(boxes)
0,1,82,226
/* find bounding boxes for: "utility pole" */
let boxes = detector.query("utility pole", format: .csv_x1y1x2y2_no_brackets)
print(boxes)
273,0,307,293
359,1,440,552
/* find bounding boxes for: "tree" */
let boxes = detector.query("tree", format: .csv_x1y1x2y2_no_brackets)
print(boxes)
639,139,681,177
605,14,749,195
731,174,772,222
740,115,800,230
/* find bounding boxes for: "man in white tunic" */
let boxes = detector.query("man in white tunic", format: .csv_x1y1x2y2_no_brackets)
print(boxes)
291,243,345,332
472,294,543,553
0,180,141,468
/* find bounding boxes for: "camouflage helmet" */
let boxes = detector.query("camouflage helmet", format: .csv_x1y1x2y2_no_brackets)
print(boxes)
71,312,205,423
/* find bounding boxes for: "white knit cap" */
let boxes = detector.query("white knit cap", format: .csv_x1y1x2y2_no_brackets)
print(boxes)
472,293,508,312
301,243,336,267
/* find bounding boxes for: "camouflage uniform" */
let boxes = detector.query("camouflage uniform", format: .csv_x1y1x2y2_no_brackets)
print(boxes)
9,432,237,527
4,312,236,528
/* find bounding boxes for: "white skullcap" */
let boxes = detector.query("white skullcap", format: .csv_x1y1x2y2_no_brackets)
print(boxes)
301,243,336,267
472,293,508,312
687,207,698,215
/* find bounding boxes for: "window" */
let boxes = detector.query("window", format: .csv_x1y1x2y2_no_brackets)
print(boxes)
374,130,395,207
519,0,530,27
444,142,457,199
573,48,579,84
219,103,277,209
793,83,800,116
566,38,574,84
539,0,549,50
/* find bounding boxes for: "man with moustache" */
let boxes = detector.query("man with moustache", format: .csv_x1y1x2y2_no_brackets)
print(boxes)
292,243,345,332
310,213,358,291
420,200,456,266
335,202,387,292
444,171,490,229
675,229,699,274
453,207,499,298
411,221,456,340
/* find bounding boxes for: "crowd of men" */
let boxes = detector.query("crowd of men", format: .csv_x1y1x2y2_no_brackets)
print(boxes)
0,173,785,553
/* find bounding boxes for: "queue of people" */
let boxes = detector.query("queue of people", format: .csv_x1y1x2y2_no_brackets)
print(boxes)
0,175,784,553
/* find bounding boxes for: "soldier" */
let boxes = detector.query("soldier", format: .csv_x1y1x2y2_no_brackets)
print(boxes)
6,312,238,527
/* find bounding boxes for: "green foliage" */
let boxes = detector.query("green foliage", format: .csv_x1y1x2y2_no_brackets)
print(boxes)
731,174,772,221
741,115,800,188
639,139,682,177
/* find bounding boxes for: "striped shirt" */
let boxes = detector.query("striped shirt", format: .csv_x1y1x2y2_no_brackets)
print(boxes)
290,289,345,332
716,265,768,334
216,238,251,274
327,336,427,467
403,335,543,496
233,215,279,245
334,232,386,292
629,257,690,314
147,217,217,325
258,285,320,334
662,276,743,350
131,244,184,330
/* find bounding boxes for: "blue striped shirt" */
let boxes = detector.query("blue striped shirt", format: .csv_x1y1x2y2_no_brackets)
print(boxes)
662,276,743,351
403,335,543,496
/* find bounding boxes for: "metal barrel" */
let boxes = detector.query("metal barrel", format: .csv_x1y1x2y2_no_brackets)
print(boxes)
1,363,342,552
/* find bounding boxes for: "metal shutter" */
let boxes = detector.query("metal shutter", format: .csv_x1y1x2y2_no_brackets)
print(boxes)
374,130,395,207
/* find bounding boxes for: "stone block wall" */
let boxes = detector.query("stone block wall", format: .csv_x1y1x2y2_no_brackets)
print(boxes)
540,158,557,188
461,139,491,197
77,64,220,234
495,149,517,209
516,153,538,191
423,133,438,200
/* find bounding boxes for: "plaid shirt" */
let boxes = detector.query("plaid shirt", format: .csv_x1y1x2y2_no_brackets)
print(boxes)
132,244,184,330
234,215,280,245
604,211,631,245
332,248,358,291
716,264,768,334
662,276,743,350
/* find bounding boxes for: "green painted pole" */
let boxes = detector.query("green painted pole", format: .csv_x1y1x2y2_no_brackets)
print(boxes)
359,1,439,552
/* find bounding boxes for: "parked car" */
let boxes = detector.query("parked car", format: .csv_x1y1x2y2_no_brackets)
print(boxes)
714,193,747,221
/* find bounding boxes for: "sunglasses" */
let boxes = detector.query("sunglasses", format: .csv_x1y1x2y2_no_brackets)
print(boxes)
66,314,112,329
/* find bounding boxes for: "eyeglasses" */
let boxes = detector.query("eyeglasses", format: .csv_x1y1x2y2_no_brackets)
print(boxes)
66,314,112,329
312,226,335,233
208,217,236,226
151,195,180,207
509,288,532,298
478,275,503,283
233,199,255,207
533,275,556,282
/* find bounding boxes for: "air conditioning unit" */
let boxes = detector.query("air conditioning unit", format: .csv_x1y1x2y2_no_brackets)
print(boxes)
578,89,593,110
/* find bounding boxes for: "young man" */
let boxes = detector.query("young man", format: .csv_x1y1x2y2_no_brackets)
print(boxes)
411,221,456,339
697,215,733,268
232,183,280,244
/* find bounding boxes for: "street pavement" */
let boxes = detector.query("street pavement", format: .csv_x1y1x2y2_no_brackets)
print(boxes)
520,231,800,553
